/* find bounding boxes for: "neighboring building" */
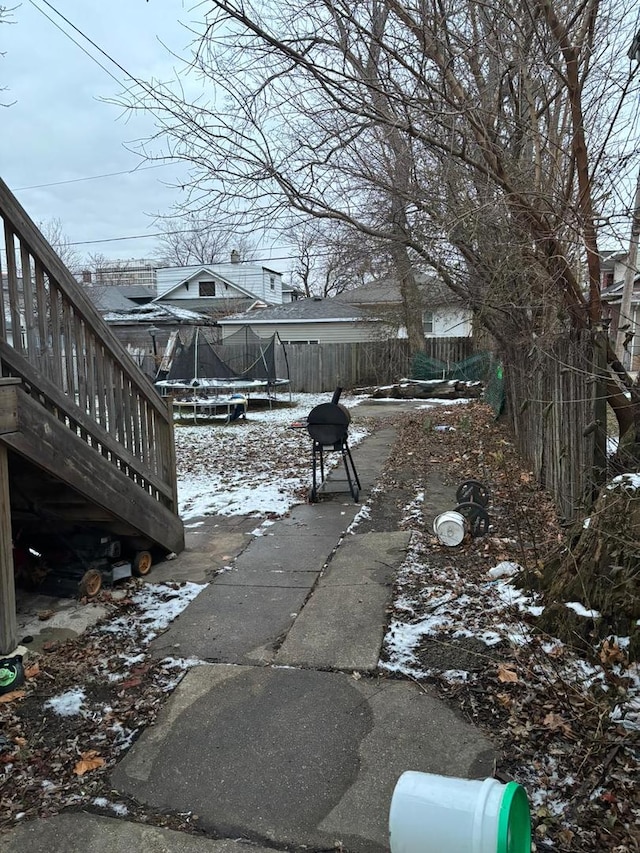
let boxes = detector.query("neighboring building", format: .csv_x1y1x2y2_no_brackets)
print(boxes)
83,259,158,289
217,296,384,343
217,273,472,343
154,254,284,317
600,250,640,370
336,273,472,338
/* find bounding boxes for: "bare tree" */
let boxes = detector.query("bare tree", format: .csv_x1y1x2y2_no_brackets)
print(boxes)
38,218,81,276
153,211,255,266
119,0,640,396
287,220,378,297
0,5,16,108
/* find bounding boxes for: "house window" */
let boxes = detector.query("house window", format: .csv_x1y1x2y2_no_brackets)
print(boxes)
423,311,434,334
270,276,275,291
199,280,216,297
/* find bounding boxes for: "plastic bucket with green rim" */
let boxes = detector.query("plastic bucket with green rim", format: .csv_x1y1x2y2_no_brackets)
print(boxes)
389,771,531,853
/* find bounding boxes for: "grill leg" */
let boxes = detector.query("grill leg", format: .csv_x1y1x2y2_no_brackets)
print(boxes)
310,440,327,502
341,441,361,502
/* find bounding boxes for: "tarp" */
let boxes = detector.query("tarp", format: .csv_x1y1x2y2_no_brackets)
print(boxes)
410,350,504,416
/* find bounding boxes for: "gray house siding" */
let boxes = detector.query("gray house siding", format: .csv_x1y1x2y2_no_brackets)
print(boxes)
220,320,385,344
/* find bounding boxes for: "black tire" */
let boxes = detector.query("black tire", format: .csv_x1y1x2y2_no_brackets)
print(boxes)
454,501,490,537
456,479,490,507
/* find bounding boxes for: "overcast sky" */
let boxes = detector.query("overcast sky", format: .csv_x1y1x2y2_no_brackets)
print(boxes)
0,1,290,269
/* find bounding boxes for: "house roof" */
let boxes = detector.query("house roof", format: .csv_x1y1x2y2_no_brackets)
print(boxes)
102,302,214,325
83,285,139,312
218,296,369,325
335,273,455,306
601,273,640,301
119,285,156,301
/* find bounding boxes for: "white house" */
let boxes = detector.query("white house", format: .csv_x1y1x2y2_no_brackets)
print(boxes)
154,254,284,316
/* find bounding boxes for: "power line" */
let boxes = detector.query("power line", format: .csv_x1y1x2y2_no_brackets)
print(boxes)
27,0,128,90
14,162,174,192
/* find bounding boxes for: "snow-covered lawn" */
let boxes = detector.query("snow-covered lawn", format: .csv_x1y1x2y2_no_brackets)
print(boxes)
175,393,371,521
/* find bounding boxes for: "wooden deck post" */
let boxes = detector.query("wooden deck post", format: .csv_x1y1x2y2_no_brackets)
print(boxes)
0,379,20,655
0,444,16,654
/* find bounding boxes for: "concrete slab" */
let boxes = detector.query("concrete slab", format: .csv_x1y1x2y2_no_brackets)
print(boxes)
276,532,411,671
149,582,311,665
233,528,345,574
150,496,372,663
1,813,280,853
149,515,258,585
113,665,495,853
15,591,107,652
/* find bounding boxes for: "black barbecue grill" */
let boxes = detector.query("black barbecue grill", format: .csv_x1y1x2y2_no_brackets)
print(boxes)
306,388,361,502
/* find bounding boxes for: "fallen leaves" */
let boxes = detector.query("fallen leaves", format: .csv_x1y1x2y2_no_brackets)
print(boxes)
542,712,573,737
73,750,105,776
599,639,627,666
376,401,639,852
497,664,518,683
0,690,25,703
24,663,40,680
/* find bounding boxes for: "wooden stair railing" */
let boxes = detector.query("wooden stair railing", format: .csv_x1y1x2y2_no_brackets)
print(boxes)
0,176,182,537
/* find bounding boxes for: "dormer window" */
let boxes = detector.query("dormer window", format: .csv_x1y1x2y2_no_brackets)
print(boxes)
269,276,275,290
199,280,216,297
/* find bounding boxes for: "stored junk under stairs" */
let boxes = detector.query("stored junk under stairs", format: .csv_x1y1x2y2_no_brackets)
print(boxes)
0,177,184,653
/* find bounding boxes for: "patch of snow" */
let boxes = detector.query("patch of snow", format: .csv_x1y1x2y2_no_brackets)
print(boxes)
346,502,371,533
565,601,601,618
419,398,475,407
44,688,86,717
607,472,640,491
161,656,208,669
102,582,206,643
582,516,591,529
92,797,129,816
488,561,521,579
109,721,136,750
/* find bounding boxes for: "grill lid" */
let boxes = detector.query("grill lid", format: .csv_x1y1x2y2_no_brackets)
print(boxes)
307,402,350,445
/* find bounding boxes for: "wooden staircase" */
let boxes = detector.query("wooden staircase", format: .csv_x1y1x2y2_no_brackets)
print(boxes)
0,177,184,653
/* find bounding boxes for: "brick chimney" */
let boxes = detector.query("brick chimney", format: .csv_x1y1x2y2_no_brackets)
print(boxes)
230,249,240,264
82,270,92,284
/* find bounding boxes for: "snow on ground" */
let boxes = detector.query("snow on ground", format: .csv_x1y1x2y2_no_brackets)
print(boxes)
175,393,371,522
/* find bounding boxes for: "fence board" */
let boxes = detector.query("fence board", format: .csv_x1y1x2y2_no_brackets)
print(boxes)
268,338,475,393
504,331,598,522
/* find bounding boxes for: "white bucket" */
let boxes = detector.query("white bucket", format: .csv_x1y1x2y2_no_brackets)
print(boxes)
389,771,531,853
433,510,467,546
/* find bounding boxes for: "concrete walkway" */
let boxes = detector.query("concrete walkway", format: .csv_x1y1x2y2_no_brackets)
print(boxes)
4,404,495,853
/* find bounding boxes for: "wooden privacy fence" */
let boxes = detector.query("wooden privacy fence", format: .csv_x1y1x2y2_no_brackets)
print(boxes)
0,177,179,512
503,330,606,522
273,337,476,393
